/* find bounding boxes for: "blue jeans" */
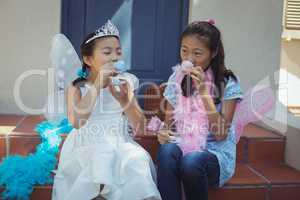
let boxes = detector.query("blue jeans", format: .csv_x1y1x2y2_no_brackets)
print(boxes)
157,143,220,200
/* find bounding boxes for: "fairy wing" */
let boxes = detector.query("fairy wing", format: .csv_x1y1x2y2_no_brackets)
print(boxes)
50,33,81,85
234,82,276,143
44,34,81,124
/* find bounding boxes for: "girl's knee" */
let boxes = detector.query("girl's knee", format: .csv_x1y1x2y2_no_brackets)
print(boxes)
180,152,208,179
157,143,182,166
158,143,181,159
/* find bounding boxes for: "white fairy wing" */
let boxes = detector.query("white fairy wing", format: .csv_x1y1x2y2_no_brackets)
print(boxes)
50,34,81,87
233,83,276,143
44,34,81,124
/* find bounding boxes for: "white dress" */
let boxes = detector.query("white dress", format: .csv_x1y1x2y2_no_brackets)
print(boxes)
52,74,161,200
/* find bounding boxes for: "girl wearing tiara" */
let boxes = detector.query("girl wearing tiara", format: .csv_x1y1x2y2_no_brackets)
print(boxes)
156,20,243,200
52,20,161,200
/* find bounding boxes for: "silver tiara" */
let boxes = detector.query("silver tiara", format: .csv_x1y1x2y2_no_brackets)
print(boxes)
85,20,120,44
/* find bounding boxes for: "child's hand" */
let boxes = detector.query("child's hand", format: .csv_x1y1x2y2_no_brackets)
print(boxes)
95,63,118,89
157,129,171,144
108,80,131,107
157,129,178,144
185,66,208,93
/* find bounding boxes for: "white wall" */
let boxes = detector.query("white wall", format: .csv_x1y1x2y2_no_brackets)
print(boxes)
280,40,300,106
189,0,283,91
278,69,300,106
0,0,61,114
280,40,300,171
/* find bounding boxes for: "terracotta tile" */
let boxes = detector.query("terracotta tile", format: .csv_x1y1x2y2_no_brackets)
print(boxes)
208,187,267,200
134,135,159,162
247,139,285,164
236,138,246,163
11,115,45,136
0,186,53,200
0,115,24,136
9,136,40,156
226,163,268,186
251,163,300,185
6,134,67,169
31,185,52,200
0,136,6,161
7,132,67,162
0,126,17,136
270,186,300,200
0,114,24,126
243,124,283,139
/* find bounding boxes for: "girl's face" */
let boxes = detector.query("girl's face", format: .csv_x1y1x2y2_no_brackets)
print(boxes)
180,35,214,71
84,36,122,74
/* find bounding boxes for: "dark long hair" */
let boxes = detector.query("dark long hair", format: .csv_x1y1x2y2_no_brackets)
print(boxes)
180,21,236,103
72,33,99,86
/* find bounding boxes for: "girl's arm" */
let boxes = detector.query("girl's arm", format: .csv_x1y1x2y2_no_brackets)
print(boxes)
67,84,99,129
67,72,107,129
122,97,146,135
108,82,147,135
157,101,175,144
201,93,237,140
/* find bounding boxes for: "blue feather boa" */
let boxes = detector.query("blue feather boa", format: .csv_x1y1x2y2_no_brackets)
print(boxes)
0,118,73,200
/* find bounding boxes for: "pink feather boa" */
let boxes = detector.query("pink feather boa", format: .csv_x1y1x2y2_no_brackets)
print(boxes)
147,61,214,155
172,62,213,155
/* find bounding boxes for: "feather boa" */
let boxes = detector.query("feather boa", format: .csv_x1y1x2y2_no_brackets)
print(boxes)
173,94,209,155
148,62,213,155
0,118,73,200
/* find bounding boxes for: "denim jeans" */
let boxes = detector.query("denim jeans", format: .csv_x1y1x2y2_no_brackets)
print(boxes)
157,143,220,200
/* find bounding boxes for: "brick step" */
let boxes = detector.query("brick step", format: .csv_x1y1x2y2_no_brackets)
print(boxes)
0,115,285,165
1,163,300,200
0,115,299,200
0,186,52,200
238,125,285,164
209,163,300,200
115,124,286,164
